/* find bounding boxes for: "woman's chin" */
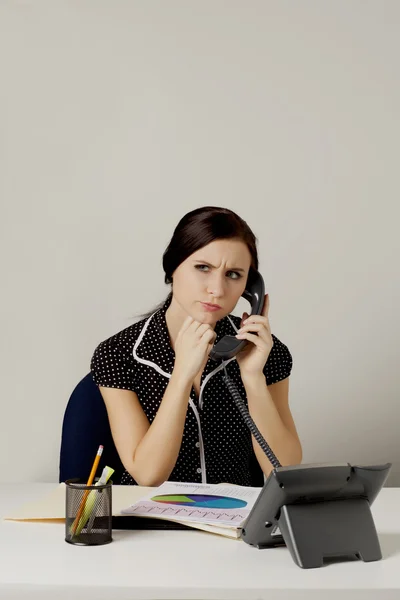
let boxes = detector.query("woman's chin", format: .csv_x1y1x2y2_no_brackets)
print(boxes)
196,311,219,325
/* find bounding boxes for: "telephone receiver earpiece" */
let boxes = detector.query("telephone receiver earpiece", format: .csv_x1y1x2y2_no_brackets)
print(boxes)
209,271,265,361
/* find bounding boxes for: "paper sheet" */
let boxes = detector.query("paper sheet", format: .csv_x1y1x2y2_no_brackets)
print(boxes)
121,481,262,527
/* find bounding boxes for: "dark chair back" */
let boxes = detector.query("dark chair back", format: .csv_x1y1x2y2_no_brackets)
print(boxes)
59,373,125,483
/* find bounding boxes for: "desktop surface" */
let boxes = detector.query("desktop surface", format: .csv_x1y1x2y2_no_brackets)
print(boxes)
0,482,399,600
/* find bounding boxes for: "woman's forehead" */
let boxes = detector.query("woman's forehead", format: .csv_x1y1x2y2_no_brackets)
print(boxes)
190,239,251,265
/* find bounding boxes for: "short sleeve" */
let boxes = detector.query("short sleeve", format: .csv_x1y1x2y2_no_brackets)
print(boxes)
90,335,136,391
263,334,293,385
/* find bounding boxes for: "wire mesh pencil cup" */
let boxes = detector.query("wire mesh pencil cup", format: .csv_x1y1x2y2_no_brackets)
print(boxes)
65,478,112,546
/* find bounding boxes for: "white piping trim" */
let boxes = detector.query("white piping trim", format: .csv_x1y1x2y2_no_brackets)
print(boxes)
227,315,239,333
189,399,207,483
132,311,172,379
198,357,236,411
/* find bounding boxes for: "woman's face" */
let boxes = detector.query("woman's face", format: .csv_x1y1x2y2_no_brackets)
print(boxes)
171,238,252,325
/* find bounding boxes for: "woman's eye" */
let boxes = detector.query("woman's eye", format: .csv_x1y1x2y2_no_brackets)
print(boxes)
195,265,242,279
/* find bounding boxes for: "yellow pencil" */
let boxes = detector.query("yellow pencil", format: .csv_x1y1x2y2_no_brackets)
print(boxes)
71,445,103,536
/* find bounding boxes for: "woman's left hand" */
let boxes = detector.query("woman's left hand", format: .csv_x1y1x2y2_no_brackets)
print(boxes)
235,294,273,375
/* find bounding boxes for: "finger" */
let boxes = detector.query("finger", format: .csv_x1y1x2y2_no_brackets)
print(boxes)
238,323,265,333
179,315,194,334
188,319,205,333
234,331,265,350
196,323,213,337
241,312,249,327
202,329,217,346
237,323,270,341
242,315,270,328
262,293,269,317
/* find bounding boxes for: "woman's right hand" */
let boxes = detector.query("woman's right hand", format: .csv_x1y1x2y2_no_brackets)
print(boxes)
173,316,217,384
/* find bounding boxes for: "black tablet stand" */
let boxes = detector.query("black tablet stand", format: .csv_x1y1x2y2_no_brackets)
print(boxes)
241,462,391,569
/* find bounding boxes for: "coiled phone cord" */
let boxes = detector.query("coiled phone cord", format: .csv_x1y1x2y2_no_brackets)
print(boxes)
222,365,282,469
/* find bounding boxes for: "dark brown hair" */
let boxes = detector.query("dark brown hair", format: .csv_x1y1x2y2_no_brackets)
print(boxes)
163,206,258,284
140,206,259,318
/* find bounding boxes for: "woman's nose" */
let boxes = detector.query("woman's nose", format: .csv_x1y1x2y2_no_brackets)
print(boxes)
206,275,225,297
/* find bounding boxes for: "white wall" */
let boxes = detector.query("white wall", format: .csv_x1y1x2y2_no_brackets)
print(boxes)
1,0,399,485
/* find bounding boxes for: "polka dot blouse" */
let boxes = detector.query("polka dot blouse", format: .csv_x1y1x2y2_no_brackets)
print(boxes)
90,294,293,486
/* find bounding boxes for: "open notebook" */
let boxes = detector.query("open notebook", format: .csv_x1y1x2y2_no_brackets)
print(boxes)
4,482,262,539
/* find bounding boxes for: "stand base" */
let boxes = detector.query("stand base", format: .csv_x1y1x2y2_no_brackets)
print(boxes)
274,498,382,569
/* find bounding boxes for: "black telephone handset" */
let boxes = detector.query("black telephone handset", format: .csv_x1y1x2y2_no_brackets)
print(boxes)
209,271,265,362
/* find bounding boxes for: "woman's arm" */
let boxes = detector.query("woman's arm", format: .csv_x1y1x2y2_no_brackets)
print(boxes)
100,370,192,487
99,316,216,486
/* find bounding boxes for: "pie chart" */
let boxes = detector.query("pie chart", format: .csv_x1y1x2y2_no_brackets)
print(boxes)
150,494,247,509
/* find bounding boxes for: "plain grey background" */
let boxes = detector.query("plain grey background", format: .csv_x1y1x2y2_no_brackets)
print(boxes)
0,1,399,485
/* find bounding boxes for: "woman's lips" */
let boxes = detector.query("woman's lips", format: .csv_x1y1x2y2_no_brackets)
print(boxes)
201,302,222,312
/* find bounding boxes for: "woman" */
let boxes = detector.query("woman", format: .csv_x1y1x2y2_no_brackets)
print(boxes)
91,206,302,487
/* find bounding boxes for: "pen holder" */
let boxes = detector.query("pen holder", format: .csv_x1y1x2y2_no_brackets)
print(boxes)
65,478,112,546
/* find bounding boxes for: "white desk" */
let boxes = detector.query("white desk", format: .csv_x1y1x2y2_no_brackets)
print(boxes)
1,483,399,600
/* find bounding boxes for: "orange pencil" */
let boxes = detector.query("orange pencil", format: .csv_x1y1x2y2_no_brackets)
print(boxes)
71,445,103,535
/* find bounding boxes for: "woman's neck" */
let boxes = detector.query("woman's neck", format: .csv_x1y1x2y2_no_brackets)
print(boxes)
165,296,187,351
